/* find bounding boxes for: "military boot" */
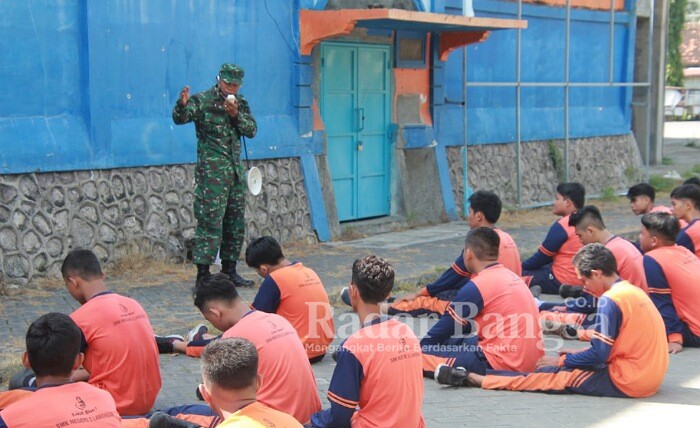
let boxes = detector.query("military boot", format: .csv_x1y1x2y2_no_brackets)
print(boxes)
196,264,211,284
221,260,254,287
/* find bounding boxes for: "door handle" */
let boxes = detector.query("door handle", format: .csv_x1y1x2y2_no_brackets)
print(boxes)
357,141,363,151
357,108,365,132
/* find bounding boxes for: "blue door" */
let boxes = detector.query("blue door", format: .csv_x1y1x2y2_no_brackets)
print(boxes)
321,43,391,222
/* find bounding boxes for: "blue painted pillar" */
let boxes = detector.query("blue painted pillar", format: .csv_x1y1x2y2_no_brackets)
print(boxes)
300,154,331,242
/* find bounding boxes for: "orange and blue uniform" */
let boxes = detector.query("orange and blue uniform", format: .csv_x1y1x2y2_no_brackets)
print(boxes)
421,263,543,377
481,281,668,398
0,390,33,411
644,245,700,347
217,402,301,427
0,382,121,427
222,311,321,424
389,228,522,316
676,218,700,259
522,215,583,293
310,317,425,428
251,262,334,361
70,291,161,416
539,235,647,329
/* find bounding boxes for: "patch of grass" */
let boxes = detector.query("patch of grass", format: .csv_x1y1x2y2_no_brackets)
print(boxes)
547,141,565,182
601,186,619,202
339,226,365,241
686,140,698,148
661,156,674,165
0,336,25,392
649,174,681,192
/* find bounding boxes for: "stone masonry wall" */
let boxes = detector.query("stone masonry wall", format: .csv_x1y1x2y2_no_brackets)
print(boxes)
0,158,316,287
447,134,643,216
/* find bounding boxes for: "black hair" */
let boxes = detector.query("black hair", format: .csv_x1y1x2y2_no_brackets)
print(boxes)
626,183,656,201
468,190,503,224
61,249,103,280
573,243,618,277
641,212,680,243
670,184,700,210
351,256,395,304
464,227,500,261
683,176,700,186
245,236,285,268
26,313,82,377
568,205,606,230
556,182,586,209
193,273,240,311
201,338,258,391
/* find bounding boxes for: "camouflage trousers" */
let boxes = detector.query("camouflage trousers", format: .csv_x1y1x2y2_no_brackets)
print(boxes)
193,163,246,265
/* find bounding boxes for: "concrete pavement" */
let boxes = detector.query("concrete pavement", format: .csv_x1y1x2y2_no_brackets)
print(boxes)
2,198,699,426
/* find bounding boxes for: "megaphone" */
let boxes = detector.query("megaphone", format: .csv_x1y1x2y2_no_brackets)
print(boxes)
242,136,262,196
247,166,262,195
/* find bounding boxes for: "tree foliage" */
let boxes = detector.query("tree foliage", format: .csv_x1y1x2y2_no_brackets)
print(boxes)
667,0,688,86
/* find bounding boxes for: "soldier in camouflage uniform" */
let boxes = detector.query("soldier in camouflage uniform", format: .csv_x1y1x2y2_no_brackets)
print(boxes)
172,63,256,287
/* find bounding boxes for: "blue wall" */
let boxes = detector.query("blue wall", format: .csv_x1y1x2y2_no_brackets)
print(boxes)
1,0,637,174
433,0,636,146
0,0,309,174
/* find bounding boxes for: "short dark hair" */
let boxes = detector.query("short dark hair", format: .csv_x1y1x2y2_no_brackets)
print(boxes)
568,205,606,230
245,236,284,268
26,313,82,377
464,227,500,261
61,249,103,280
193,273,240,311
670,184,700,210
351,256,395,304
556,182,586,209
626,183,656,201
573,243,618,277
641,212,680,243
683,176,700,186
468,190,502,224
201,338,258,391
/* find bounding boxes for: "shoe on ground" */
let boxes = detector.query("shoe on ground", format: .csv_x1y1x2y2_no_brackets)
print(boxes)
559,284,583,298
149,412,202,428
230,272,254,288
540,319,579,340
155,335,184,354
188,324,209,342
530,285,542,298
434,364,470,387
340,287,351,307
8,368,36,390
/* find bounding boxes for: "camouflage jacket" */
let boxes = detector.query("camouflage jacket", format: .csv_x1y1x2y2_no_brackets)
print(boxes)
172,85,257,179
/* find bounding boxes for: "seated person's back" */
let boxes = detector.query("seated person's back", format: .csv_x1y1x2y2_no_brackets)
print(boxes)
62,249,161,415
193,274,321,424
246,236,334,360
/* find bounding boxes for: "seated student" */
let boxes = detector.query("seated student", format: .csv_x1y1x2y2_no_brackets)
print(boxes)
189,274,320,424
0,312,121,427
310,256,425,428
626,182,674,216
539,206,647,339
61,249,161,416
434,243,669,399
245,236,334,363
199,338,302,428
375,190,522,317
522,182,585,294
670,184,700,258
640,212,700,353
420,227,543,379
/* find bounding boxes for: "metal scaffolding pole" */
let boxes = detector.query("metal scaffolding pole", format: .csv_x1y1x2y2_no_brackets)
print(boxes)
516,0,523,206
564,0,571,182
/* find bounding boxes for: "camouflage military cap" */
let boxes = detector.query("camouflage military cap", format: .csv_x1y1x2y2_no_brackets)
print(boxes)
219,63,244,85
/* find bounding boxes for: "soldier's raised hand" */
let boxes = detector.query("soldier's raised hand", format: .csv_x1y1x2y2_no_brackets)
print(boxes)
224,97,239,118
179,86,190,106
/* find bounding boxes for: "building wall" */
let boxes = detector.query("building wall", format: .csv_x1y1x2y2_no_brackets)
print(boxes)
0,159,316,286
446,134,643,215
